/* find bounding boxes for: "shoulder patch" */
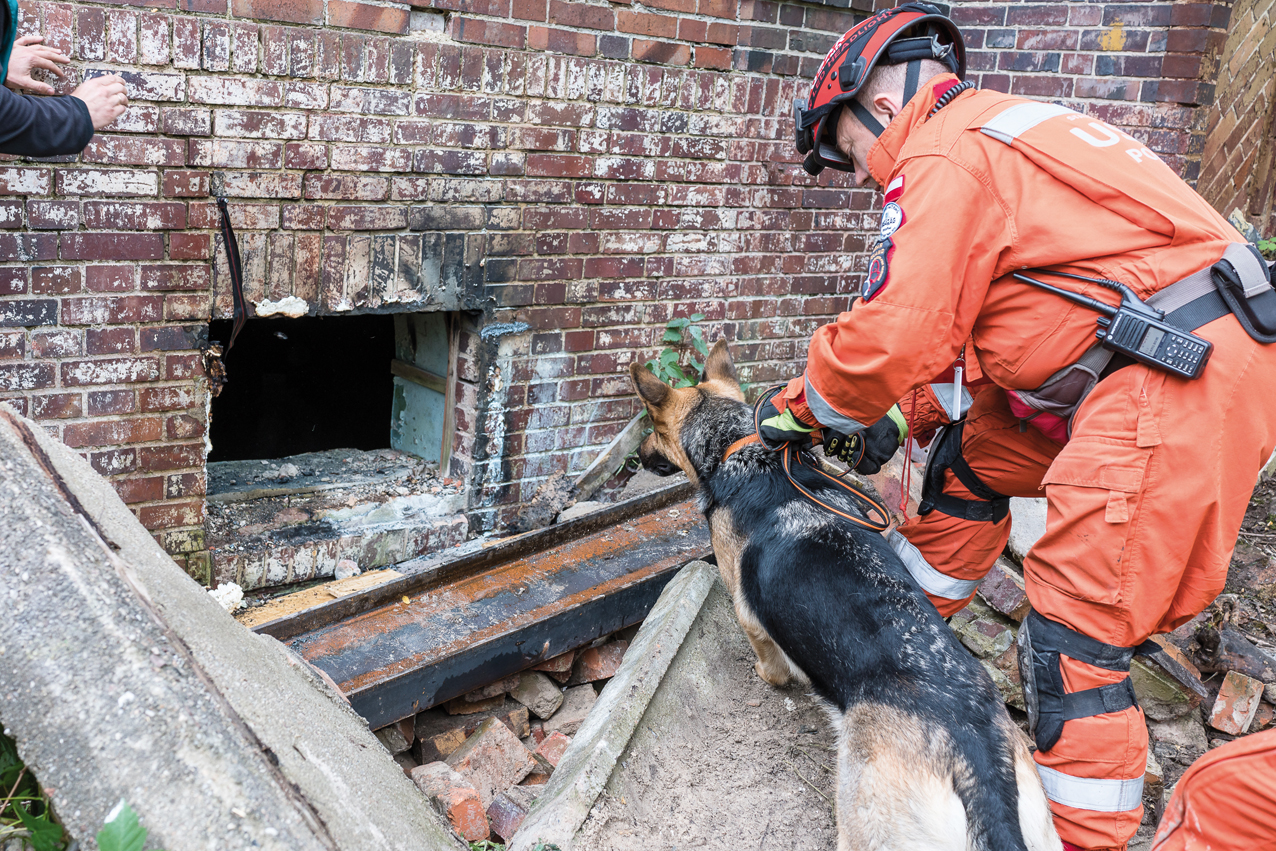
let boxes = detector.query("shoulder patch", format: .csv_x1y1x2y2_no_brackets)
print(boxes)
879,202,905,238
863,237,894,301
884,174,905,203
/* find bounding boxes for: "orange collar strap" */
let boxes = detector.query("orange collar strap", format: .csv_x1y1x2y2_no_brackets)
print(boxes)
721,433,760,462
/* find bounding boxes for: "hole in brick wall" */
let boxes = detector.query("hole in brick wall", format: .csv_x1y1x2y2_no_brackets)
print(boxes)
208,314,396,462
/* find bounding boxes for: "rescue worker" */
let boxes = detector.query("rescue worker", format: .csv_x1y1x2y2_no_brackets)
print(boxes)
760,4,1276,849
0,0,128,155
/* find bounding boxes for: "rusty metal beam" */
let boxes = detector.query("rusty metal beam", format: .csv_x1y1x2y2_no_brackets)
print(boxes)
259,480,711,728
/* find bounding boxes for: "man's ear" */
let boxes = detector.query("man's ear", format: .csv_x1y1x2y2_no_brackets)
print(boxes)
703,339,739,386
871,89,903,125
629,362,670,407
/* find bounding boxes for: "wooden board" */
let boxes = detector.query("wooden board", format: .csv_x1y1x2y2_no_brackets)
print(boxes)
236,569,404,629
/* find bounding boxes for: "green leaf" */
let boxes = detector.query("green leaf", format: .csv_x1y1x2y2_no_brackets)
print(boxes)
661,328,683,343
674,378,694,388
689,312,705,322
16,807,63,851
666,317,690,330
97,800,147,851
658,349,680,367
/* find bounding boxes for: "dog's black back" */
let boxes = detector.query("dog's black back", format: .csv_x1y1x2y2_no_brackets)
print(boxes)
678,391,1031,851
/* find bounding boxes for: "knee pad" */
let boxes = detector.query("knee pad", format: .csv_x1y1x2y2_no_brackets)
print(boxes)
918,421,1011,523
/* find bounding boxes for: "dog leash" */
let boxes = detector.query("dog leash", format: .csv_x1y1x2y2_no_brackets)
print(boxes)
718,390,891,533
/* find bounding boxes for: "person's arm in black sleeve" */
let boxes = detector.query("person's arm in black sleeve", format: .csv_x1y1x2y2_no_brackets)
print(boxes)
0,83,93,156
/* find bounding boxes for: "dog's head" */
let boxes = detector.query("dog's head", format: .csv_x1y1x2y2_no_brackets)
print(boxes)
628,339,745,483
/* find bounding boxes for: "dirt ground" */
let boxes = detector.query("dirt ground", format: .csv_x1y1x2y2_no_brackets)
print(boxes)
573,579,839,851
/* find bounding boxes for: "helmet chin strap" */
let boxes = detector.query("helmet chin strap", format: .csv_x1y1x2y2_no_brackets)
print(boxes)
848,58,924,139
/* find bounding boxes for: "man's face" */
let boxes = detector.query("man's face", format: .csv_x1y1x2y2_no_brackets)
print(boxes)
835,105,880,190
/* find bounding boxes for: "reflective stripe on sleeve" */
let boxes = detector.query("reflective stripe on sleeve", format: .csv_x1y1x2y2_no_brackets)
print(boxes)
980,102,1073,145
928,382,972,421
1036,765,1144,813
804,375,866,436
887,529,981,600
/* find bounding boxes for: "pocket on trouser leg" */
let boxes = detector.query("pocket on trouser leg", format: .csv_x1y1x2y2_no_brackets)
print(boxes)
1032,443,1152,606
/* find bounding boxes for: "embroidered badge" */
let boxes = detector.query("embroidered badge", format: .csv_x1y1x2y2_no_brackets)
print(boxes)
863,237,894,301
879,202,904,239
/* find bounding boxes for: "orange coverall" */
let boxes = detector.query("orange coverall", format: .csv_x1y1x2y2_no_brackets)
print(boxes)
785,73,1276,850
1150,727,1276,851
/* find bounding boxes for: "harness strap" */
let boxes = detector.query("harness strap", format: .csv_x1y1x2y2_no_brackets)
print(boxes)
722,433,760,462
918,421,1010,523
1061,679,1138,721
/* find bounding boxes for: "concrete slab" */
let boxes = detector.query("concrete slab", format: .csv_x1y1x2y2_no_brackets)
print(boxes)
0,406,464,851
510,562,837,851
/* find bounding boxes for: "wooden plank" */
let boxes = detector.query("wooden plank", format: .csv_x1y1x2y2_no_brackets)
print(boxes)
574,411,646,501
236,569,404,629
390,358,447,394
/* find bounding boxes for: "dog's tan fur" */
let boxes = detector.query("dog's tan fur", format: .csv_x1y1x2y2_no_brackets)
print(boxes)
630,341,1061,851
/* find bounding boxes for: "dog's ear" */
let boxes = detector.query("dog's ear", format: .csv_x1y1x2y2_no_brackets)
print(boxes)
630,362,670,407
703,339,739,386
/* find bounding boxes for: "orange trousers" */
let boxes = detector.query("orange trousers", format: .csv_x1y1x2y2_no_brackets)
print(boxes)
1150,727,1276,851
893,316,1276,850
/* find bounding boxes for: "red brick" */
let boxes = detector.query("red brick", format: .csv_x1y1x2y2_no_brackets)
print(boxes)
527,26,596,56
63,417,164,448
86,328,137,355
534,730,570,767
452,17,526,49
445,717,536,807
0,363,55,391
1210,671,1264,734
87,389,138,416
139,386,198,412
327,0,408,34
114,475,166,505
31,266,82,295
618,10,677,38
61,233,165,261
87,265,137,293
170,233,212,260
568,640,628,684
62,356,159,386
631,38,691,66
137,499,203,530
409,763,489,843
31,393,82,420
526,154,591,177
230,0,322,25
138,442,203,471
83,201,187,231
27,201,80,230
82,135,187,167
549,0,613,29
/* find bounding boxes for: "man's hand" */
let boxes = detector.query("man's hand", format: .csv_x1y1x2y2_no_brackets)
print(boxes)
5,36,70,95
823,405,907,474
71,74,128,129
757,395,817,448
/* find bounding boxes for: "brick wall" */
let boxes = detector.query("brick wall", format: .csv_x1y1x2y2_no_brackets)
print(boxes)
1194,0,1276,235
0,0,1239,576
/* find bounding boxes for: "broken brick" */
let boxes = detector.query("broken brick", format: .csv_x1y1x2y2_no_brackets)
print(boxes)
414,701,530,763
486,785,539,842
446,717,537,807
1252,701,1275,731
463,673,521,702
445,692,505,715
534,730,571,767
410,762,489,842
510,670,564,720
393,752,417,776
1209,670,1265,734
977,557,1031,621
568,640,629,685
1131,637,1208,721
543,684,597,737
374,722,411,755
533,649,575,682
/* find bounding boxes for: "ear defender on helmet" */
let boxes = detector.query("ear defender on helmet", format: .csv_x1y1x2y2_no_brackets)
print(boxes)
792,2,966,176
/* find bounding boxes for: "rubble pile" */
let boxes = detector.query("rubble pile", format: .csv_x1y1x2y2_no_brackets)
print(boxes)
372,636,632,844
206,448,470,592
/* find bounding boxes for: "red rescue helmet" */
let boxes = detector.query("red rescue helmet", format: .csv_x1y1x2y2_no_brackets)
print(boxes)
794,3,965,176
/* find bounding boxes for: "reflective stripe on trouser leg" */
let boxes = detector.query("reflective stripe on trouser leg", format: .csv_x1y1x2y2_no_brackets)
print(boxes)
888,529,981,600
1036,765,1144,813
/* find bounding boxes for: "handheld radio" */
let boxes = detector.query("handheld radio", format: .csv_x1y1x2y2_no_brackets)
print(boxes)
1013,270,1212,379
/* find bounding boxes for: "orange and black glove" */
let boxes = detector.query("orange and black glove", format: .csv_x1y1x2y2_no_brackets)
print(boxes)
822,405,907,474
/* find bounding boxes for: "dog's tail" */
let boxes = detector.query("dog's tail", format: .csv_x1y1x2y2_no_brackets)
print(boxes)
953,712,1061,851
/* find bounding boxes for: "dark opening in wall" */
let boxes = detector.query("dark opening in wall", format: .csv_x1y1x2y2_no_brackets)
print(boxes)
208,314,395,462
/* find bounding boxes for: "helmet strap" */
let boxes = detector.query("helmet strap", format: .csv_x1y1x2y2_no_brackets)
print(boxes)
847,99,886,138
902,59,922,106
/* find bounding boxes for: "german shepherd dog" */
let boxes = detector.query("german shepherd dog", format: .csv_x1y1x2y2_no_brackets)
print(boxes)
629,341,1060,851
